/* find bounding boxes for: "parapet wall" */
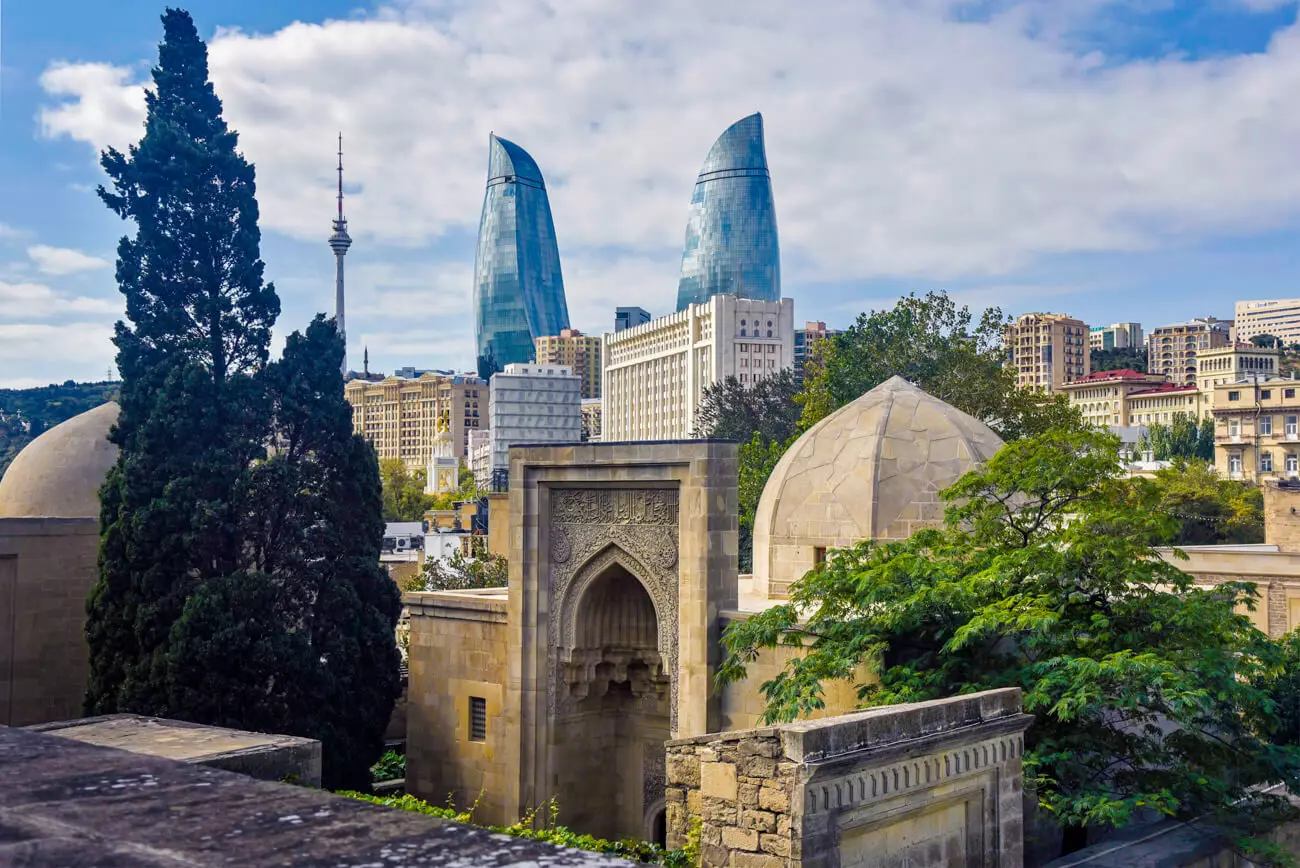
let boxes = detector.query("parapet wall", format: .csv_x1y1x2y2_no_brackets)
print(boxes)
666,688,1033,868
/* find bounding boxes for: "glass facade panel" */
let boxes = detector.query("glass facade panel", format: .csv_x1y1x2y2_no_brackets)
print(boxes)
473,135,570,379
676,113,780,311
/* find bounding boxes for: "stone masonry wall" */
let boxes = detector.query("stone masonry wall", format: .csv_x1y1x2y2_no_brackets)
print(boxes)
666,728,798,867
667,688,1033,868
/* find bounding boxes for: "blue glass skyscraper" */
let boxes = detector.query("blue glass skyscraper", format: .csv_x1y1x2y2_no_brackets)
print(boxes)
473,134,570,379
676,113,780,311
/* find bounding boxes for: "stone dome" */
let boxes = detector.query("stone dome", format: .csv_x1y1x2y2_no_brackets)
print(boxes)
0,402,119,519
752,377,1003,599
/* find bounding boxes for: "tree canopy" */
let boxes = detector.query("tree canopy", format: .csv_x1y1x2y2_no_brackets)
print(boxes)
1136,415,1214,462
694,368,802,444
1090,347,1147,374
1141,458,1263,546
83,11,398,790
719,427,1300,855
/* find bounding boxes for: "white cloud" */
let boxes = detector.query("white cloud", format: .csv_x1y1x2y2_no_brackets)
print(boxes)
0,323,117,384
27,244,111,276
31,0,1300,309
0,281,120,319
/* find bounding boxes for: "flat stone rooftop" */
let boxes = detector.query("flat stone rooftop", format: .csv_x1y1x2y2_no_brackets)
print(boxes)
0,724,628,866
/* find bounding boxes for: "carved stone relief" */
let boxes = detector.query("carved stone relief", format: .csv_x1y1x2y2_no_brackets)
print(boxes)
548,488,680,731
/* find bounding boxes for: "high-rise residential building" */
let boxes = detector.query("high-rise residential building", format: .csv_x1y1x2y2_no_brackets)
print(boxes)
1061,369,1169,427
534,328,602,399
676,113,780,311
794,321,842,373
488,364,582,476
472,134,571,380
1234,299,1300,346
1003,313,1090,392
345,373,486,470
603,295,795,442
615,307,653,332
1148,318,1232,385
1089,322,1143,352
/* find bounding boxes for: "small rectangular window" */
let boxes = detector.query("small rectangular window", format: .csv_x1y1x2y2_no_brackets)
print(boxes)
1261,415,1274,436
1288,389,1297,399
1229,391,1240,401
1263,390,1273,400
813,546,827,568
469,697,487,742
1262,452,1274,473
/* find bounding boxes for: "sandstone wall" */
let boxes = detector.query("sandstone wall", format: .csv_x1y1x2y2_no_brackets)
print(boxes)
0,517,99,726
405,589,512,824
667,688,1033,868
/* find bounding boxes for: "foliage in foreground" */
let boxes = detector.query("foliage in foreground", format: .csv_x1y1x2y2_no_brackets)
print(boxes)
339,792,690,866
83,10,399,791
718,426,1300,855
370,750,406,783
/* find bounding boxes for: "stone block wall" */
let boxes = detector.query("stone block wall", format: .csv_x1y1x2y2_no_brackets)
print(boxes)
667,688,1033,868
0,517,100,727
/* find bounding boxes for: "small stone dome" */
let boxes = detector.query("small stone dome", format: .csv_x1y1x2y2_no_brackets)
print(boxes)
0,402,119,519
752,377,1003,599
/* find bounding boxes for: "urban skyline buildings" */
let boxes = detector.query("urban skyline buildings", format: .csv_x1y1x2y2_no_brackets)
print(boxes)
675,113,781,312
471,134,571,381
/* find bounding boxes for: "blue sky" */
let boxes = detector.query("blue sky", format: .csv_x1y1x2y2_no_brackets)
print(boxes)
4,0,1300,387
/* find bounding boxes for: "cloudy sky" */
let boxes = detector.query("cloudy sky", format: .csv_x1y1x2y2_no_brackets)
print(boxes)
3,0,1300,388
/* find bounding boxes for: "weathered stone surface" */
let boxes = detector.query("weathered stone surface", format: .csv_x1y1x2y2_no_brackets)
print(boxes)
721,827,759,851
739,809,776,833
757,786,788,813
668,752,700,787
730,853,784,868
701,761,738,800
0,725,628,866
759,832,790,857
740,756,776,779
738,782,759,807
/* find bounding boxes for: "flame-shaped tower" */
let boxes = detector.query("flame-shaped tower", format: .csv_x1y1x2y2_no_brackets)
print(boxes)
676,113,780,311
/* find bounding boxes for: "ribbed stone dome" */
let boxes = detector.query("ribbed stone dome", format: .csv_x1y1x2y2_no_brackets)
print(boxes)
752,377,1003,599
0,402,118,519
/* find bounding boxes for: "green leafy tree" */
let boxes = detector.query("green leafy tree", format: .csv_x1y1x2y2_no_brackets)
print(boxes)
719,427,1300,855
407,548,508,592
1253,334,1282,349
1137,415,1214,462
694,368,802,443
1142,458,1264,545
737,434,790,574
380,458,436,521
1089,347,1147,374
84,12,397,790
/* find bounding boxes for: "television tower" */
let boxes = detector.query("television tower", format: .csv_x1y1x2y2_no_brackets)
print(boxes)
328,133,352,376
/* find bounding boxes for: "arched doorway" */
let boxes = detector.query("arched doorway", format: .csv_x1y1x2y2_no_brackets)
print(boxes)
553,559,671,841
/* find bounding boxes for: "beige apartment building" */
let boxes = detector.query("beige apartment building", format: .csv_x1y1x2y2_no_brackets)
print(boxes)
1148,317,1231,385
1061,369,1168,427
1213,376,1300,482
602,295,795,441
1126,383,1205,426
1235,298,1300,346
344,373,486,470
534,328,602,400
1198,343,1281,395
1004,313,1089,392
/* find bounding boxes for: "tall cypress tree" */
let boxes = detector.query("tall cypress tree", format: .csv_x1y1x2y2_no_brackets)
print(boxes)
85,10,398,788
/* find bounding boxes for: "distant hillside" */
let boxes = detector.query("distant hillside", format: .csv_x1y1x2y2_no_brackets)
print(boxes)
0,381,119,479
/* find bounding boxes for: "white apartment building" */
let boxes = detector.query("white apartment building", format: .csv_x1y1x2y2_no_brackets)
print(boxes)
488,363,582,476
602,296,795,441
1235,299,1300,346
1089,322,1144,351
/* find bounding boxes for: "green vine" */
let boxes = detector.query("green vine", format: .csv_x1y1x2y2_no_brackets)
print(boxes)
339,791,690,866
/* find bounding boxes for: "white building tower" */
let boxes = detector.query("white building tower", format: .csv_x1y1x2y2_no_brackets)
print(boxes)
328,133,352,376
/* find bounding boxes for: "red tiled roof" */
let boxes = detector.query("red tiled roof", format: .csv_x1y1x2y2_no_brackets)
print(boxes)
1069,368,1154,383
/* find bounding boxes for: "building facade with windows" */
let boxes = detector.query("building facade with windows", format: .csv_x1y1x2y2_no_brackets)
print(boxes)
1004,312,1090,392
1196,344,1280,399
1089,322,1144,351
345,373,486,470
487,364,582,476
534,328,602,399
603,295,795,441
580,398,602,442
1213,377,1300,482
1125,383,1205,427
1234,299,1300,346
472,134,571,380
1061,369,1168,427
794,321,842,375
1147,317,1231,385
614,307,653,333
676,113,780,311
